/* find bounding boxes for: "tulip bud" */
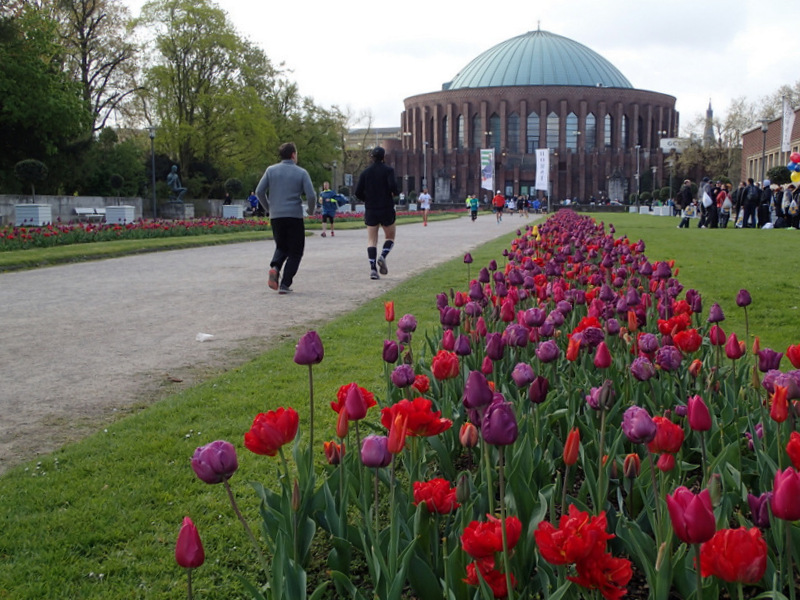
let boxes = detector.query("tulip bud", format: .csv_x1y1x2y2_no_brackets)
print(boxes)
175,517,205,569
656,453,675,472
384,301,395,322
687,395,712,432
689,359,702,378
323,440,343,465
293,330,324,365
456,473,472,505
593,341,612,369
655,542,668,573
387,414,408,454
291,479,301,512
736,288,752,307
382,339,399,363
623,453,641,479
459,422,479,448
706,473,722,508
563,427,580,466
336,406,349,438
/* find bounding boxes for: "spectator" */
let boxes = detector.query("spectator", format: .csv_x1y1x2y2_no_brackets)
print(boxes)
741,178,760,228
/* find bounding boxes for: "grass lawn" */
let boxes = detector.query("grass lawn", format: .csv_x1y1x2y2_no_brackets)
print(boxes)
0,211,798,598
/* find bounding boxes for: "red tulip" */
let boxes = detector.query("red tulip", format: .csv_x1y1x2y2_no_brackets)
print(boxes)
566,336,580,361
463,558,516,598
787,344,800,369
700,528,767,584
563,427,580,466
413,478,459,514
534,505,613,565
335,407,349,438
380,397,453,437
770,385,789,423
772,467,800,521
244,407,299,456
647,416,684,454
674,329,702,353
461,514,522,559
708,324,726,346
724,332,745,360
666,487,716,544
412,374,430,394
687,395,712,432
568,551,633,600
384,301,395,322
688,359,702,378
593,341,612,369
656,453,676,472
175,517,205,569
787,431,800,470
431,350,460,380
386,413,408,454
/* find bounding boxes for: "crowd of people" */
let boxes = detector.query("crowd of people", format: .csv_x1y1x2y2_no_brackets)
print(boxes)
675,176,800,230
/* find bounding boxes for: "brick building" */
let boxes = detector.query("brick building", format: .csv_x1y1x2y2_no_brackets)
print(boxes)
382,29,678,204
741,107,800,184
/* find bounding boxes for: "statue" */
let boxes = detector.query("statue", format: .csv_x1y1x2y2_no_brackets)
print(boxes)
166,165,187,202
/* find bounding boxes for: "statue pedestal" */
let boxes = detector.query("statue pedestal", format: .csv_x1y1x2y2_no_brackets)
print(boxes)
160,202,194,220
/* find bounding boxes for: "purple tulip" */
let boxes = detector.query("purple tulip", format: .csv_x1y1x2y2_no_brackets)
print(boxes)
361,435,392,468
478,267,490,283
465,301,483,317
495,282,508,297
707,302,725,323
468,281,485,302
538,319,555,338
191,440,238,484
391,364,416,388
655,344,683,372
556,300,573,315
511,362,536,387
639,333,659,354
535,339,560,363
736,289,752,308
464,252,473,264
674,404,688,417
653,262,672,280
481,396,519,446
528,375,549,404
436,293,449,310
382,340,399,363
488,259,498,272
485,332,505,361
581,326,605,348
622,406,657,444
757,348,784,373
293,330,324,365
585,380,615,411
606,318,621,336
454,334,472,356
524,307,547,328
747,492,772,528
398,314,418,333
463,370,494,409
440,306,461,329
396,327,411,344
504,324,528,348
630,357,656,382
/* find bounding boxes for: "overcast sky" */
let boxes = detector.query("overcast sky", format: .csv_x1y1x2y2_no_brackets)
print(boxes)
124,0,797,133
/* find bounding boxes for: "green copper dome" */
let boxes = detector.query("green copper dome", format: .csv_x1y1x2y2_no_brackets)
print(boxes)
445,29,632,90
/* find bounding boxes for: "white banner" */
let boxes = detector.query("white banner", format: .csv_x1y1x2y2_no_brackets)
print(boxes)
782,97,795,153
535,149,550,190
480,149,494,191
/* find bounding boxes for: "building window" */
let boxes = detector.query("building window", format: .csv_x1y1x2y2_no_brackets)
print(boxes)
507,113,519,153
585,113,596,151
489,113,501,151
526,112,539,152
457,115,465,149
472,114,481,149
604,114,612,149
622,115,629,149
566,112,578,151
547,111,559,149
443,115,449,151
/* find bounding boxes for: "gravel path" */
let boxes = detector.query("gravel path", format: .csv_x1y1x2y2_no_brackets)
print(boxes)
0,212,541,473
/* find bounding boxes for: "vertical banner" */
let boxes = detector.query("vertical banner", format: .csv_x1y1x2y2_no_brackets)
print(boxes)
782,96,795,153
480,149,494,191
535,149,550,190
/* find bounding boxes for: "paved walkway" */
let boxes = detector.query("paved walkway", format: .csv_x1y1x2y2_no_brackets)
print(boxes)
0,212,542,472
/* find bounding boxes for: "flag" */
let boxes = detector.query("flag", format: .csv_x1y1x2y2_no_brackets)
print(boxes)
535,149,550,191
782,96,795,153
480,149,494,191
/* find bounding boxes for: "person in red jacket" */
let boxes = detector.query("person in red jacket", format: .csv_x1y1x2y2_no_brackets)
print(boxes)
492,191,505,223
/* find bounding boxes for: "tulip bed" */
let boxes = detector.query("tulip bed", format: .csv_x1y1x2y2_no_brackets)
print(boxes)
181,210,800,600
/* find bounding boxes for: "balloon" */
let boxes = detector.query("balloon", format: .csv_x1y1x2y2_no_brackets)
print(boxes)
791,152,800,163
791,171,800,183
788,163,796,171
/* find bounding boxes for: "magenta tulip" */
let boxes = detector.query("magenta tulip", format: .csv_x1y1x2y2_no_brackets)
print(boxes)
293,330,324,365
687,395,712,432
666,487,716,544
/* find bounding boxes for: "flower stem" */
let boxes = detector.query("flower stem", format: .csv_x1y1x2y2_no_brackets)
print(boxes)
561,464,570,515
787,523,796,600
647,451,661,543
597,408,607,508
307,364,315,459
186,568,193,600
223,480,269,578
699,434,708,488
482,439,495,515
694,543,703,600
498,447,514,600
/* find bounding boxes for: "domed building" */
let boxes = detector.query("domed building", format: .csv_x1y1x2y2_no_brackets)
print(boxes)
384,28,678,205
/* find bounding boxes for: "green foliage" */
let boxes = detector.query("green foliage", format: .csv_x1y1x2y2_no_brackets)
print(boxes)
659,186,671,202
767,166,791,185
14,159,48,196
639,191,652,202
224,177,243,195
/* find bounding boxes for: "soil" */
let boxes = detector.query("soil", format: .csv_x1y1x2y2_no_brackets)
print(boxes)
0,212,538,475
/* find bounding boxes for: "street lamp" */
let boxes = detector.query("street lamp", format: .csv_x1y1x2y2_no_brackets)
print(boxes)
651,165,658,195
332,160,337,192
635,144,641,208
760,118,769,184
423,141,429,188
148,126,156,219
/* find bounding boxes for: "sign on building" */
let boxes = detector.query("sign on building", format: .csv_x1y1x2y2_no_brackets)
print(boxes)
660,138,688,153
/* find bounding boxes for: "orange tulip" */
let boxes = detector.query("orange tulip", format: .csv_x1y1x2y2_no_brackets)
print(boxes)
563,427,580,466
770,385,789,423
566,336,580,361
384,301,395,322
387,413,408,454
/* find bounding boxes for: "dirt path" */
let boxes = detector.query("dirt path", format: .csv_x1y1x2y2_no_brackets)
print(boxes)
0,213,541,474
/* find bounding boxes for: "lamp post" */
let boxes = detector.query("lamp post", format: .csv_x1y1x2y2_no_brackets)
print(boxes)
148,126,156,219
651,165,658,195
635,144,641,208
423,141,428,189
760,118,769,184
332,160,337,192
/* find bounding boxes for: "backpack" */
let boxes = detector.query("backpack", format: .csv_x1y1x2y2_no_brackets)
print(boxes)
746,186,759,203
790,200,798,216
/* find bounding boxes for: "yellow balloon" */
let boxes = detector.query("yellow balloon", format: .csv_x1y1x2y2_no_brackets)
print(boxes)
792,171,800,183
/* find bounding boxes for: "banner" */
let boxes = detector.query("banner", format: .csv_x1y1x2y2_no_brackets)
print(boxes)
535,149,550,191
782,96,795,153
480,149,494,191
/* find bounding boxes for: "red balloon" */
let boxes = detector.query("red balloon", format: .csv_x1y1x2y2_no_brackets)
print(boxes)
791,152,800,163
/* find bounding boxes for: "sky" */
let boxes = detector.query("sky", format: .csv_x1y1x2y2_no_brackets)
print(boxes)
123,0,797,133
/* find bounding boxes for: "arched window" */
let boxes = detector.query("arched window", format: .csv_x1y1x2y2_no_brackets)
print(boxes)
546,111,559,149
489,113,501,151
566,112,578,150
457,115,465,149
526,112,540,152
507,113,519,153
442,115,449,151
585,113,596,151
472,114,481,149
604,114,612,149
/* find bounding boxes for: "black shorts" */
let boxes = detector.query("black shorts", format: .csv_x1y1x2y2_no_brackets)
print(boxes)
322,214,335,224
364,208,396,227
495,206,504,214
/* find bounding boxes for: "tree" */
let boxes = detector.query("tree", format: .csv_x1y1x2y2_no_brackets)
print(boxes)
767,166,791,186
57,0,141,133
15,159,49,198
